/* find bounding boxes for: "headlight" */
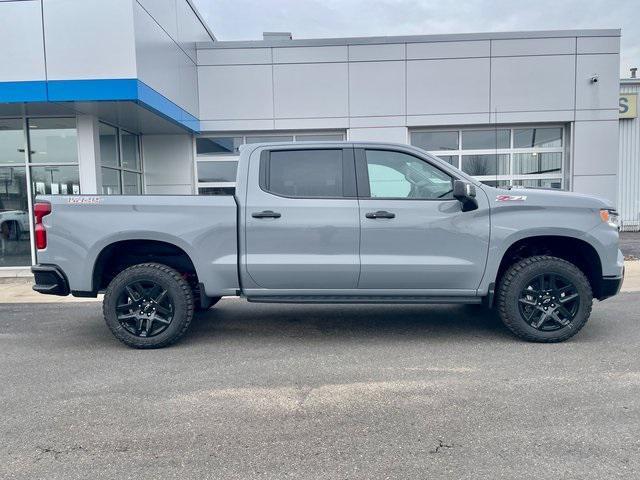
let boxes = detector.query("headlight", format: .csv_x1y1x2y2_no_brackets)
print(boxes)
600,209,620,229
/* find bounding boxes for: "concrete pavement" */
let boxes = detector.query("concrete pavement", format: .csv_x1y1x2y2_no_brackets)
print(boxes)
1,293,640,479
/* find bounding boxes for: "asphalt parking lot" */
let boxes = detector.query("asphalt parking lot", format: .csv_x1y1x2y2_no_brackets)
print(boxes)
1,295,639,480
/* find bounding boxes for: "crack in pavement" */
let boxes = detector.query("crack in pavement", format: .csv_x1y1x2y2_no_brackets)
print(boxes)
430,439,455,454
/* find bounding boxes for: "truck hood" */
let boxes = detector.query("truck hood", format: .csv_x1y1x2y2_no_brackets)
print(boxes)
480,185,614,210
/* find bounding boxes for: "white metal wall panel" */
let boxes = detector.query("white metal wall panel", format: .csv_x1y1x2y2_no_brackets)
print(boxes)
273,46,348,64
491,55,575,112
198,48,272,65
133,1,198,116
0,0,46,82
406,40,489,60
198,65,274,120
575,54,620,110
349,61,405,117
273,63,349,118
43,0,137,80
136,0,178,40
619,83,640,230
491,37,575,56
142,134,194,194
348,44,405,62
577,36,620,54
407,58,490,115
573,120,619,176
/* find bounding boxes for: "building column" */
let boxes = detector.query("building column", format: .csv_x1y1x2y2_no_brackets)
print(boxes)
76,114,102,194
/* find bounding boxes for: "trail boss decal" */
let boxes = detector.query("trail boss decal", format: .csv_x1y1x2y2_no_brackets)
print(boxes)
67,197,102,205
496,194,527,202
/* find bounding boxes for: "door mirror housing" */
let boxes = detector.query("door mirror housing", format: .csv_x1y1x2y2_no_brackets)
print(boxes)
453,180,478,212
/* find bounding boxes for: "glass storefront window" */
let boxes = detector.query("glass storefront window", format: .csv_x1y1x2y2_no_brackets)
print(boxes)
122,171,141,195
411,131,459,151
513,178,563,189
0,119,25,164
101,167,122,195
411,125,565,189
28,118,78,164
436,155,458,168
196,137,243,156
0,166,30,267
121,131,140,171
461,154,509,176
30,165,80,197
197,161,238,183
513,152,562,175
99,123,119,168
461,129,510,150
514,127,562,148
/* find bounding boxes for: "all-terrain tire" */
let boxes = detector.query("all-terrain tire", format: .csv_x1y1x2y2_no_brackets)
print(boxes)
497,255,593,343
103,263,194,349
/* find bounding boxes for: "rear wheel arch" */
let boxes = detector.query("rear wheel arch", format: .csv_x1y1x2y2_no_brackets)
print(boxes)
91,239,200,294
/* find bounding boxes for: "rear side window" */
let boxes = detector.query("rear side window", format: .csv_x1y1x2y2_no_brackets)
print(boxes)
261,149,350,198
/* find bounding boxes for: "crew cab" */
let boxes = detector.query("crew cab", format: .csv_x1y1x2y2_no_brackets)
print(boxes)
32,142,624,348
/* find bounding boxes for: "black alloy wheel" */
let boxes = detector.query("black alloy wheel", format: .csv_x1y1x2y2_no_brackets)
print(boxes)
518,273,580,331
497,255,593,343
103,263,194,348
116,280,174,337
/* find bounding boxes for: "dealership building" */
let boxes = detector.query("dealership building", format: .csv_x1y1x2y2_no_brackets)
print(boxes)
0,0,636,273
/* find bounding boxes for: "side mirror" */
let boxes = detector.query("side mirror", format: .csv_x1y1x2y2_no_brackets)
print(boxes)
453,180,478,212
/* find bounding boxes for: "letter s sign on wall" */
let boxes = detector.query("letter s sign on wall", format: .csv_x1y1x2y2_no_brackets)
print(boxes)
619,93,637,119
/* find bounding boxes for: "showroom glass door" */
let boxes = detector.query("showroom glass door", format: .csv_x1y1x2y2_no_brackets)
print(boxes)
0,119,31,267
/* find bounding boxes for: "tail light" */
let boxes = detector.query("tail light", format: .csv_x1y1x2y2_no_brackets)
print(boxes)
34,202,51,250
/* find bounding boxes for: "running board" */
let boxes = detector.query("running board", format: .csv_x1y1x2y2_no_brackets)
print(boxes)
247,295,482,304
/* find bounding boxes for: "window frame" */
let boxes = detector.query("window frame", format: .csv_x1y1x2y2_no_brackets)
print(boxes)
99,122,144,195
194,131,346,194
355,148,457,201
258,147,357,200
410,125,566,189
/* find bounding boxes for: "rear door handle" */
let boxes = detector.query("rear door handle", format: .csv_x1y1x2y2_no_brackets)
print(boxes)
252,210,281,219
365,210,395,219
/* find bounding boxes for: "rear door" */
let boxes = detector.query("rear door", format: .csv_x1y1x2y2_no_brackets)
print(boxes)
244,147,360,289
356,147,490,292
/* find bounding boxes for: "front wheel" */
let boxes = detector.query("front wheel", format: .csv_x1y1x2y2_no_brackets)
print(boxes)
497,255,593,343
103,263,194,348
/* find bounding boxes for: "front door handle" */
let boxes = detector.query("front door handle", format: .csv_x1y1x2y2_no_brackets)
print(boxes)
365,210,395,219
252,210,281,219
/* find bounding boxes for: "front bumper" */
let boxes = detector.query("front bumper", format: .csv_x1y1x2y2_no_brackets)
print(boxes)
32,264,70,296
597,267,624,301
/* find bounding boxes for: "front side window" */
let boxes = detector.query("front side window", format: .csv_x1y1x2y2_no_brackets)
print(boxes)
263,149,343,198
364,150,453,200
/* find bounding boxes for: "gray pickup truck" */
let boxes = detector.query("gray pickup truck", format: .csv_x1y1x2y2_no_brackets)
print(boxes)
32,141,624,348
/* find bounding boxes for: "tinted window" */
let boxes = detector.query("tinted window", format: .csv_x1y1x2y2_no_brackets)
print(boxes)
265,149,343,197
513,128,562,148
461,154,509,176
197,161,238,182
196,137,243,155
411,131,458,151
461,129,510,149
365,150,454,200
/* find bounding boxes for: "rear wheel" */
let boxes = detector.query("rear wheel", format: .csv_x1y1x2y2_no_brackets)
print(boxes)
497,255,592,342
103,263,194,348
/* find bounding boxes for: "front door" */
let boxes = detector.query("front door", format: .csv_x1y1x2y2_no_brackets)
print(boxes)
244,147,360,290
356,148,490,292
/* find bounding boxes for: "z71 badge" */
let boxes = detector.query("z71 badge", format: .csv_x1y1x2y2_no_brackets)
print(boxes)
496,194,527,202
